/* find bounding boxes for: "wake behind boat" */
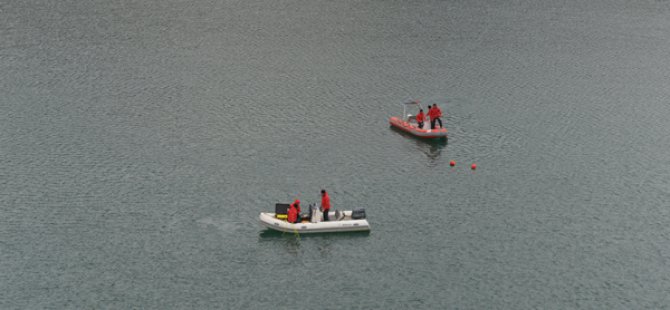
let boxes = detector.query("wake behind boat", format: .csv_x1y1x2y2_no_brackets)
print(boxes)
389,100,447,139
259,203,370,234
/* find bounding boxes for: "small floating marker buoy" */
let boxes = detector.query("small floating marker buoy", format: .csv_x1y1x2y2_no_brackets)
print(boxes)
450,160,456,167
471,163,477,170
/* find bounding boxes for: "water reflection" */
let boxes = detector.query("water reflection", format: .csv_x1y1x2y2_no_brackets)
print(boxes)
390,126,448,163
258,229,370,256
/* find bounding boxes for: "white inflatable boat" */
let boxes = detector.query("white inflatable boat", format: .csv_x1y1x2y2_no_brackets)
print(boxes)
259,209,370,234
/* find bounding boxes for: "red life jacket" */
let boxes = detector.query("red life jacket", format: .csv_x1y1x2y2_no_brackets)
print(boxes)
287,205,298,223
321,193,331,211
291,199,300,214
416,112,425,122
432,106,442,118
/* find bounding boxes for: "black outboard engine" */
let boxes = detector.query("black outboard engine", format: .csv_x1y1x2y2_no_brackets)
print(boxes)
351,208,366,220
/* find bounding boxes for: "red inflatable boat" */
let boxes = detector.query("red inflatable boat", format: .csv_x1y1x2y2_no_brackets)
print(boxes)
389,101,447,139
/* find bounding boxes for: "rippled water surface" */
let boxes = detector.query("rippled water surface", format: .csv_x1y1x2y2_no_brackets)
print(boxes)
2,0,670,308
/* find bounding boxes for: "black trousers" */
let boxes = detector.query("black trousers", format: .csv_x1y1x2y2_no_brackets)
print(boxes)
323,210,329,221
431,118,442,129
418,121,424,129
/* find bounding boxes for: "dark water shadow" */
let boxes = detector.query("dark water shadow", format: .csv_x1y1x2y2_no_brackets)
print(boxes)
258,229,371,240
390,126,448,162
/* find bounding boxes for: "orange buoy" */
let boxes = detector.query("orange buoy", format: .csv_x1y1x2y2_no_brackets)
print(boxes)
450,160,456,167
471,163,477,170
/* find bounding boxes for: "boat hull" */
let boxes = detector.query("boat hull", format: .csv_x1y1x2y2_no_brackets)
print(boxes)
259,212,370,233
389,117,447,138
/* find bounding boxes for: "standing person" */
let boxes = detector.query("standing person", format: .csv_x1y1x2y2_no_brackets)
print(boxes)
430,103,443,129
426,104,433,129
288,199,300,223
416,109,425,129
320,189,331,222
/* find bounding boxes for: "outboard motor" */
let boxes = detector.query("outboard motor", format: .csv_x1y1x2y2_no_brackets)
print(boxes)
351,208,366,220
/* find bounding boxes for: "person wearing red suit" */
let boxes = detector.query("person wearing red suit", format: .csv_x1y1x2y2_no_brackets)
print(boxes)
416,109,425,129
429,103,443,129
320,190,331,222
288,199,300,223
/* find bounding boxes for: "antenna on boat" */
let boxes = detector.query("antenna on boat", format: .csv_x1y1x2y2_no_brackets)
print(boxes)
402,99,412,120
402,99,421,121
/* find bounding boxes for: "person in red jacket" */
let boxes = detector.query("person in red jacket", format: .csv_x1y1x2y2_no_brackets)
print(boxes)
288,199,300,223
287,203,298,223
426,105,432,124
320,189,331,222
415,109,425,129
293,199,300,215
429,103,443,129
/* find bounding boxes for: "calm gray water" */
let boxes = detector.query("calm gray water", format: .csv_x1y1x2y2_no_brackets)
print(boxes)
2,0,670,308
